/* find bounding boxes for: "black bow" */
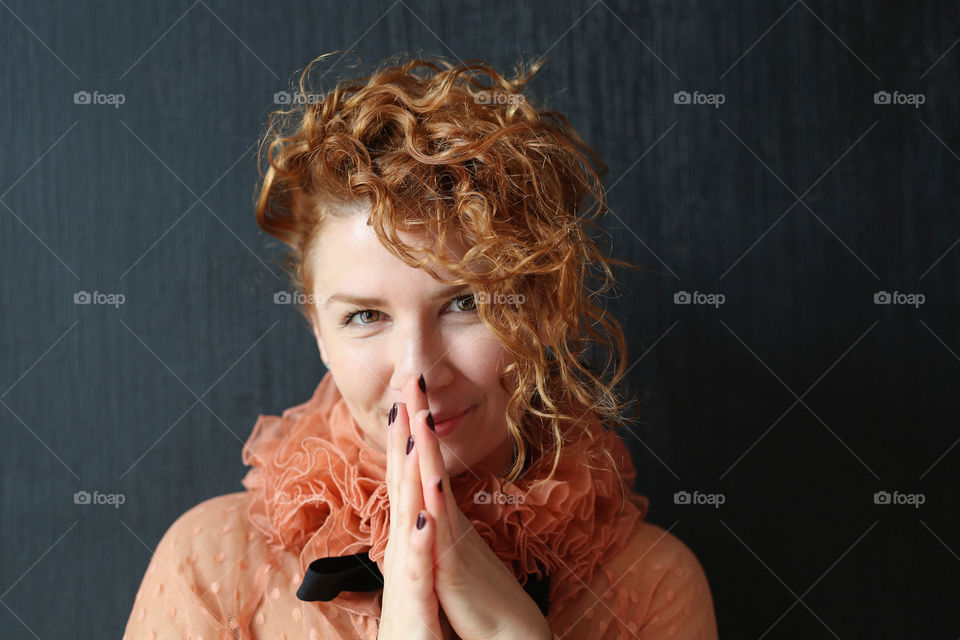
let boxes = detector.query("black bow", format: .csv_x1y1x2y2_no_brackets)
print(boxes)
297,551,551,616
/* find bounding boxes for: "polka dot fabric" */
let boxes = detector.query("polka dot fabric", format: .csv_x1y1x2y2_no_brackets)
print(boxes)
124,371,717,638
124,489,716,639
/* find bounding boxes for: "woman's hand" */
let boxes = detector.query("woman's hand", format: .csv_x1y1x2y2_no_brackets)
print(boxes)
378,378,448,640
406,375,553,640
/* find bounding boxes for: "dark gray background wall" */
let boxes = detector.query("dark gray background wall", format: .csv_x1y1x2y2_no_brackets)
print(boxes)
2,1,958,637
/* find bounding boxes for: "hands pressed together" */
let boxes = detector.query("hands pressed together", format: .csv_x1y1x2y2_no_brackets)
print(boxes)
377,374,554,640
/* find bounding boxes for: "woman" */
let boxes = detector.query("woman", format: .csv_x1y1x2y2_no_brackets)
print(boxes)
123,52,718,640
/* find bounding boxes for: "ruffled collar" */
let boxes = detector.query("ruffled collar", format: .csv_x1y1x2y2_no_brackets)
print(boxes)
240,371,649,616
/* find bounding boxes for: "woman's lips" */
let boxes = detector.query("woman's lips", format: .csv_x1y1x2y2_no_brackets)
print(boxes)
434,404,475,437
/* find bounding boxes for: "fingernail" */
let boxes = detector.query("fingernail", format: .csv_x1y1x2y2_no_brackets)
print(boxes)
388,402,397,426
406,436,414,455
416,512,426,530
426,412,435,431
437,478,442,492
418,374,426,394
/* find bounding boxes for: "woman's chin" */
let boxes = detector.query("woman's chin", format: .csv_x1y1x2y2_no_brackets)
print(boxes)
439,453,464,477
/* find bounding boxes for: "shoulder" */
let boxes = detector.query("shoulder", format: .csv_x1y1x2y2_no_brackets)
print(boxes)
620,518,707,580
124,491,282,639
152,490,281,593
148,491,260,568
158,491,256,548
614,520,718,639
549,519,718,640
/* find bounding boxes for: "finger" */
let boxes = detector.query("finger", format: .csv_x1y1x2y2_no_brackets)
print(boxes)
405,373,430,437
405,510,438,607
403,373,441,513
399,412,425,533
386,401,409,527
423,469,454,556
414,408,454,545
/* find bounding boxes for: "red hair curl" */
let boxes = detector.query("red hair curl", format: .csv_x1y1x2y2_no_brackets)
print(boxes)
255,51,644,487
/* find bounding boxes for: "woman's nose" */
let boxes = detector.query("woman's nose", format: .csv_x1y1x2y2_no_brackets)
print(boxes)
390,328,451,392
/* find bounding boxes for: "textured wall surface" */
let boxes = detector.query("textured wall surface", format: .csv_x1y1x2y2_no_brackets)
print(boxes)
1,1,957,637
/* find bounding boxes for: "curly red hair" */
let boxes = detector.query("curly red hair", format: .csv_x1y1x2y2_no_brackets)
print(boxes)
254,51,644,487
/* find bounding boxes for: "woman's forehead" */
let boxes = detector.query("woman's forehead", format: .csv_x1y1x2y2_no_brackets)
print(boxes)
309,214,475,296
311,211,470,272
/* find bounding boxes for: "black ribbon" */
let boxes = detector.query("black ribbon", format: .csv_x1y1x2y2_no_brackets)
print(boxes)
297,551,550,616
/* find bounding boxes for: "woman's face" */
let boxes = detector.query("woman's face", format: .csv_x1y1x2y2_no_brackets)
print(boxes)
307,210,516,478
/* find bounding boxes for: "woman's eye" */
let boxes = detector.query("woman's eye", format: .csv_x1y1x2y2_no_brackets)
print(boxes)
449,293,477,312
339,309,381,327
339,294,477,328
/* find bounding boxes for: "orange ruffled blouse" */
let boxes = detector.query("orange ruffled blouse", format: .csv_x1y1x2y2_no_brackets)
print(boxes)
123,372,718,639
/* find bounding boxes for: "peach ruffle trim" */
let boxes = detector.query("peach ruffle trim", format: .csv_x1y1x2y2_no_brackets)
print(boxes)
240,372,649,616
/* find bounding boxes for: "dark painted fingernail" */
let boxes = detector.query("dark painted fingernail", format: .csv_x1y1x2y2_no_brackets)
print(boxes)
406,436,414,455
426,412,435,431
388,402,397,426
437,478,442,492
418,374,426,393
416,512,426,530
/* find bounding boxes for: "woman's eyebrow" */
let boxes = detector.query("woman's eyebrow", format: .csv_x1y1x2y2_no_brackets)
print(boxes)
324,284,472,308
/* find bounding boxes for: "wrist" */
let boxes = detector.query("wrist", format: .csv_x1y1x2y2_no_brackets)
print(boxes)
494,617,551,640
